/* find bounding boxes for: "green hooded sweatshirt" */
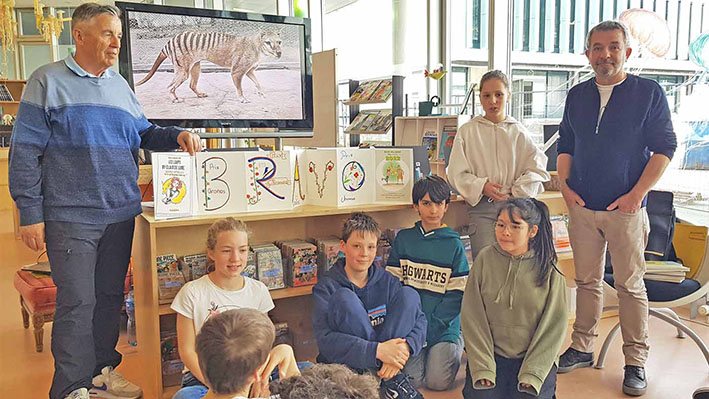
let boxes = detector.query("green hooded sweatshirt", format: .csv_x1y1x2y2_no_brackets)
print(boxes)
461,243,567,396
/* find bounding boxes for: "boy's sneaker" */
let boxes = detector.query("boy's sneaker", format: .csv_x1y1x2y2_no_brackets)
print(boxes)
693,387,709,399
558,347,594,374
623,365,647,396
65,388,89,399
380,373,423,399
90,366,142,399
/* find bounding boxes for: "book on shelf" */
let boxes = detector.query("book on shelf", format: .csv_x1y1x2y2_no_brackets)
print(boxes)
181,253,208,282
311,237,341,277
438,126,457,160
276,240,318,287
368,110,392,132
460,235,473,267
345,112,370,131
369,79,393,102
348,80,382,103
346,110,392,133
550,215,572,253
422,129,438,160
156,254,186,304
242,250,258,279
252,244,285,290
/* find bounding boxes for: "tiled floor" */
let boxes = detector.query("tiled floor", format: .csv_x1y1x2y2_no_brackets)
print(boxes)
2,211,709,398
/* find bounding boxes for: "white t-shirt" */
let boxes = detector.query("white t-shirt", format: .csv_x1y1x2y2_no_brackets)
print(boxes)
171,275,275,333
596,78,626,127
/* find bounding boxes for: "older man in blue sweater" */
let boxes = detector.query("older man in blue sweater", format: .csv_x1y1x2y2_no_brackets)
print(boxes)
555,21,677,397
9,4,201,399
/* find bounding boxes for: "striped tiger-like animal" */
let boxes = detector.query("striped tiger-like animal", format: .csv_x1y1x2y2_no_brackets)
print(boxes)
135,31,282,103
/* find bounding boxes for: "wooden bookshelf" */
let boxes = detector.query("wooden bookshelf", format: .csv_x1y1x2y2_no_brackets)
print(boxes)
0,80,26,116
132,193,571,398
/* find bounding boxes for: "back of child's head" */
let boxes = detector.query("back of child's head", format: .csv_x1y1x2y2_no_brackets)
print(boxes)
412,175,451,205
270,363,379,399
497,198,557,285
479,69,510,92
342,212,381,243
196,308,275,396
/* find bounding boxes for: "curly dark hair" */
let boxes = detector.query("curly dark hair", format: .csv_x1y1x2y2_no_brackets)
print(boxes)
270,363,380,399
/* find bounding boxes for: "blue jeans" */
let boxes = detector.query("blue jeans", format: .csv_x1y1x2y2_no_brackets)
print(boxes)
403,338,463,390
45,219,135,399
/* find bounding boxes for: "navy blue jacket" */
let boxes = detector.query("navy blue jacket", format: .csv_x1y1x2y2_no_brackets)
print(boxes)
312,259,427,370
557,74,677,211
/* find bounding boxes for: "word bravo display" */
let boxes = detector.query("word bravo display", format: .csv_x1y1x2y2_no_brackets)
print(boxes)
152,148,414,220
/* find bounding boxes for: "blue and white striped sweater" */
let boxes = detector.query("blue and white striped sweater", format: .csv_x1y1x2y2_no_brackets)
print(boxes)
9,55,183,226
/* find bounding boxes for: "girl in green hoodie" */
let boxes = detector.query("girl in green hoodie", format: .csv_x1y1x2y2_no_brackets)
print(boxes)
461,198,567,398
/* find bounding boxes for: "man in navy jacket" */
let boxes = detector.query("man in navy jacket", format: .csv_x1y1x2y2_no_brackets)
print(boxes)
555,21,677,397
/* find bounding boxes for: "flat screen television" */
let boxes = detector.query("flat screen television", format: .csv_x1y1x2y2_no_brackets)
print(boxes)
116,2,313,130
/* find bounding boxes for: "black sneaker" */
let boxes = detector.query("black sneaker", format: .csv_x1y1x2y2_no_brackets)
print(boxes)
623,365,647,396
557,347,594,374
694,387,709,399
380,373,423,399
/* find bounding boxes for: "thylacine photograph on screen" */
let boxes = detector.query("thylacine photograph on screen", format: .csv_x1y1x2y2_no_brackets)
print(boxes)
136,30,284,104
126,10,304,121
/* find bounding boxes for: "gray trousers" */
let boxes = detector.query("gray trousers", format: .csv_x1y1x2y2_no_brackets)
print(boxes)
45,218,135,399
467,199,499,260
403,338,464,391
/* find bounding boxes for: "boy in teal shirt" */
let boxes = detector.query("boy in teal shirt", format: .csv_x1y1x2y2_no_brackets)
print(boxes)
386,175,469,390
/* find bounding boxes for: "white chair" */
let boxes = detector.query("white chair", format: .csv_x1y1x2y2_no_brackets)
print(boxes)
595,229,709,369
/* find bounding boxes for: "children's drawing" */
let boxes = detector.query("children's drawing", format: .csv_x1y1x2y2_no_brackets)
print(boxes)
247,156,286,205
308,160,334,198
293,154,306,201
342,161,366,192
381,160,406,185
161,177,186,204
200,157,230,211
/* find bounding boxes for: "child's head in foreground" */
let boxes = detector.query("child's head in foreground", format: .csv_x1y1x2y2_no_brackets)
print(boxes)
340,212,381,274
412,175,451,230
270,363,380,399
196,308,275,396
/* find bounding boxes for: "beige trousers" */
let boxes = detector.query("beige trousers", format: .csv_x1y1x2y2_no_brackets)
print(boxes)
567,204,650,367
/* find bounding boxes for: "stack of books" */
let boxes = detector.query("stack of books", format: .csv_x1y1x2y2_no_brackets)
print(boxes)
645,260,691,283
550,215,572,253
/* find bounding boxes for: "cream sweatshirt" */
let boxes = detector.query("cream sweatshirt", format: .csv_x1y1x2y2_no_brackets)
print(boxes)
461,243,568,396
447,115,550,207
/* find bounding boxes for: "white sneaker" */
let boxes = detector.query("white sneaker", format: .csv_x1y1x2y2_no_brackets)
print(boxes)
90,366,142,399
65,388,89,399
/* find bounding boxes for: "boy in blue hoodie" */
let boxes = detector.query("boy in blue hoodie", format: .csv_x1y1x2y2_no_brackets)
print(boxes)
386,175,469,391
312,212,427,399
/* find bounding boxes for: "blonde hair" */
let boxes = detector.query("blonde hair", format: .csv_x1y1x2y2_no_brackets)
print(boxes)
206,217,250,271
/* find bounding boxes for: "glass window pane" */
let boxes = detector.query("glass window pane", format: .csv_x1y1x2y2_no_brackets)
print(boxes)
20,44,52,79
0,52,17,79
164,0,194,7
56,45,75,59
223,0,276,14
56,7,74,46
18,10,41,36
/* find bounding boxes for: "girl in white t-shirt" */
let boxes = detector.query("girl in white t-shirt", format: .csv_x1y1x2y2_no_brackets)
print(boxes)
448,70,550,259
172,218,275,399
